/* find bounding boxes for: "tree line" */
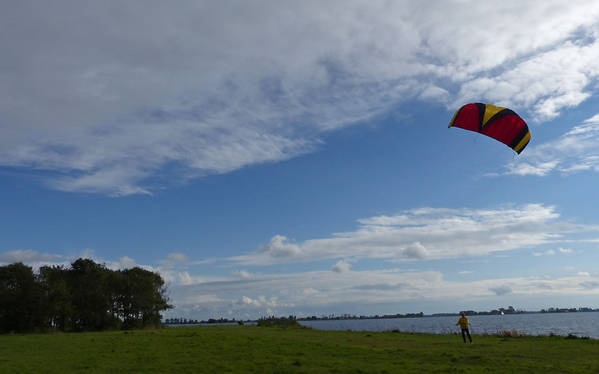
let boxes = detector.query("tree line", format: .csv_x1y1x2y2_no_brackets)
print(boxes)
0,258,172,333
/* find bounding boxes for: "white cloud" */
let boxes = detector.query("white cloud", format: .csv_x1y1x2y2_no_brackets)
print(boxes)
258,235,302,259
532,249,556,257
104,256,139,270
455,39,599,120
505,113,599,177
489,285,513,296
238,296,261,307
79,248,96,259
157,252,213,271
235,270,253,279
231,204,594,265
236,296,280,309
579,281,599,289
2,1,599,195
0,249,153,274
178,272,194,286
332,260,352,273
0,249,61,264
165,266,599,319
159,253,190,266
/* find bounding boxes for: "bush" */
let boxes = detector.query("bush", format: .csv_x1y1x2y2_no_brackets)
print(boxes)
257,316,305,328
496,329,528,338
565,333,590,340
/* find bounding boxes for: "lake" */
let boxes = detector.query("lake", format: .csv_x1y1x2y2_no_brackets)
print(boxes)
299,312,599,338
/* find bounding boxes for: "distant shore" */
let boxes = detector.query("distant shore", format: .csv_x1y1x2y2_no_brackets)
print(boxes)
165,306,599,325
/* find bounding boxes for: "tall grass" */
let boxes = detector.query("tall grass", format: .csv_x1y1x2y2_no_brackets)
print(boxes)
2,326,599,373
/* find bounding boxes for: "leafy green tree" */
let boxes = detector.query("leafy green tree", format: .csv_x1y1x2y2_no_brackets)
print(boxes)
119,267,172,329
38,265,73,331
0,258,171,333
0,263,42,332
68,259,114,331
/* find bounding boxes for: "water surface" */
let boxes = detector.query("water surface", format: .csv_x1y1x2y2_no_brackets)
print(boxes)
299,312,599,338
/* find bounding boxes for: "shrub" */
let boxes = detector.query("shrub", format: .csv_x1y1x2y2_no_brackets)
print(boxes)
496,329,528,338
257,316,305,328
565,333,590,340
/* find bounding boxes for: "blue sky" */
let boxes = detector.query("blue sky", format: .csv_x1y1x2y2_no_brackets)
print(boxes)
3,1,599,319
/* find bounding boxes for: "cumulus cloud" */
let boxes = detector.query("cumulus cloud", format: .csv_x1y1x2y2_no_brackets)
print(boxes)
258,235,302,259
103,256,139,270
3,1,599,195
236,296,281,310
403,242,428,259
237,296,261,307
230,204,595,265
332,260,352,273
489,285,513,296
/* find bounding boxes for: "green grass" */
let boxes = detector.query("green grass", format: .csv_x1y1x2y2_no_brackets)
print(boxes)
1,326,599,373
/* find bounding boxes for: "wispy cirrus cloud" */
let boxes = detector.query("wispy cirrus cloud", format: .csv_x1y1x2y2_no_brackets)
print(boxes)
0,249,62,265
505,114,599,176
2,1,599,195
230,204,596,265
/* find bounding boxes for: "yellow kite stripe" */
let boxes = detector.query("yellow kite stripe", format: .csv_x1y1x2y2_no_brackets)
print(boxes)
482,104,506,128
513,131,531,153
448,110,459,128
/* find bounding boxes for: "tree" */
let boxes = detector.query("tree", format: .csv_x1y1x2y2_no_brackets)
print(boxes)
68,259,115,331
38,265,73,330
119,267,172,329
0,263,42,332
0,258,171,333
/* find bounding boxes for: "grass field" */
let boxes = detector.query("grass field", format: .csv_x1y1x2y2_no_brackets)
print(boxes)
1,325,599,373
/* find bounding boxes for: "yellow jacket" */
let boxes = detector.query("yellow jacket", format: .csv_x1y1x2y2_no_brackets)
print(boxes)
457,316,469,329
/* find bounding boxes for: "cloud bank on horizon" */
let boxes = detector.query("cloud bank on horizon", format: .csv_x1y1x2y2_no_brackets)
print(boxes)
4,203,599,318
2,1,599,195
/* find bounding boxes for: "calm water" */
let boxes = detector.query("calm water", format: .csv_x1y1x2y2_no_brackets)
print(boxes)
299,312,599,338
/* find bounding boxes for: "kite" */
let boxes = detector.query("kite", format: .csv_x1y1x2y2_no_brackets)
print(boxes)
448,103,530,154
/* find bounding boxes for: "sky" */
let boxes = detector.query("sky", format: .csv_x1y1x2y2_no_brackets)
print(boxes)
2,1,599,320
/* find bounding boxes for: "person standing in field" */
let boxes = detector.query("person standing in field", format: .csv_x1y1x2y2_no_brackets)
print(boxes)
456,312,472,343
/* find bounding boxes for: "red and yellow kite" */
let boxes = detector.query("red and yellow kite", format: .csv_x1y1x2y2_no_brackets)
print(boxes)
449,103,530,154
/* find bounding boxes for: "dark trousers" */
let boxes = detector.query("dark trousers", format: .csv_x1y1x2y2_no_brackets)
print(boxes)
461,328,472,343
